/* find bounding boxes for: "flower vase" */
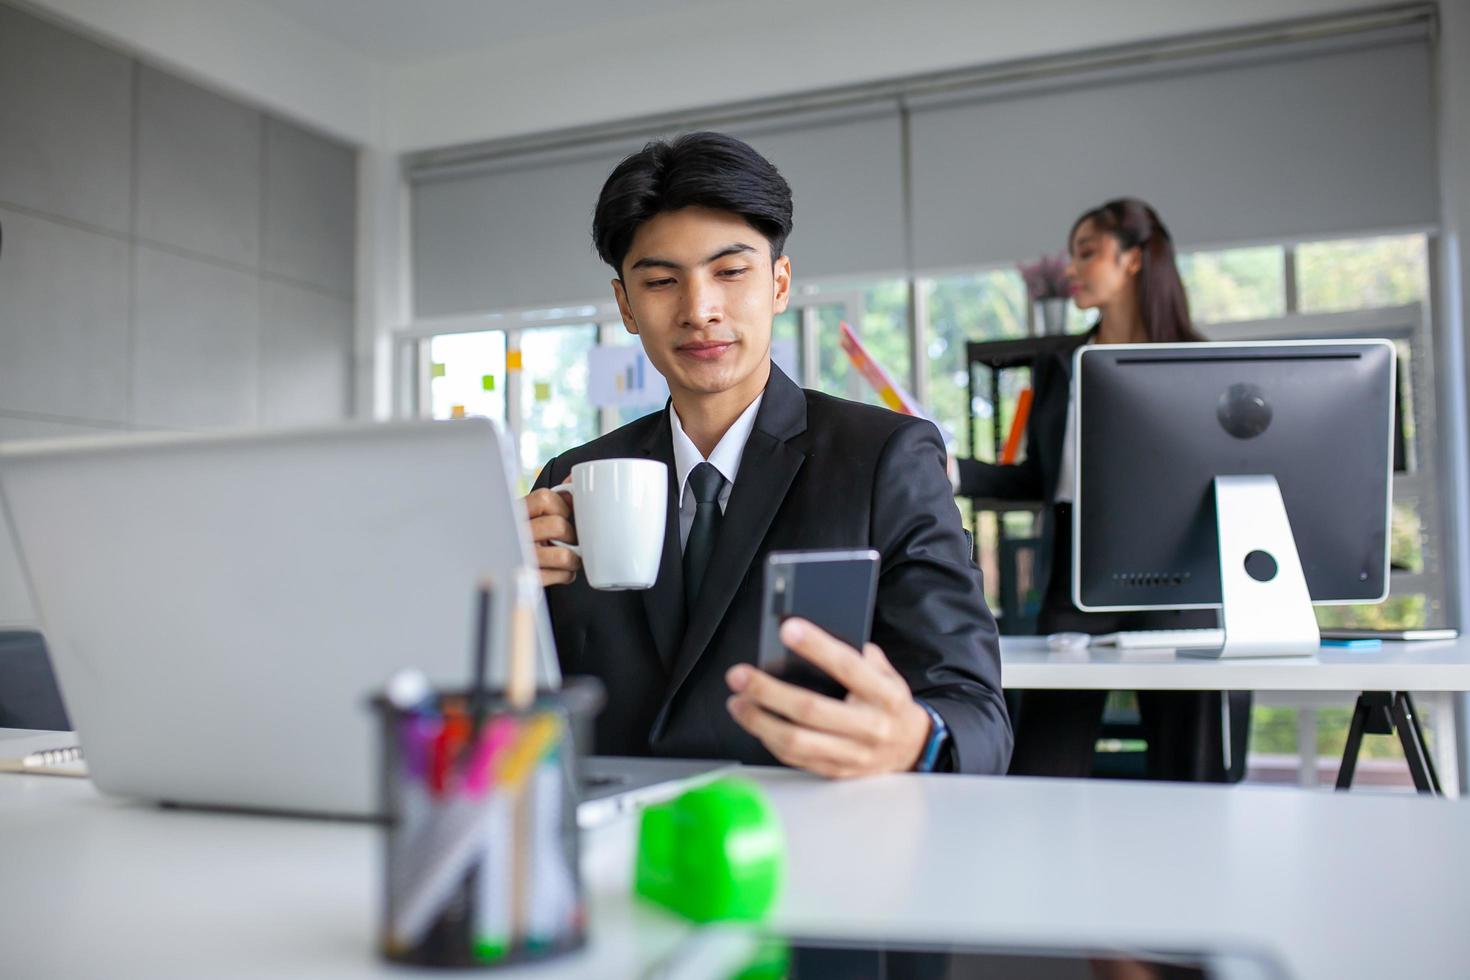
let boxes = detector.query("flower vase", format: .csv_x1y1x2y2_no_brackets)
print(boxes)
1036,297,1069,336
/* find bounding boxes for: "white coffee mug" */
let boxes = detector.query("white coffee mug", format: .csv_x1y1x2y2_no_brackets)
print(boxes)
550,458,667,590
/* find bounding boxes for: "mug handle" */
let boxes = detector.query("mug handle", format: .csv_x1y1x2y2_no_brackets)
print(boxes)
547,484,581,556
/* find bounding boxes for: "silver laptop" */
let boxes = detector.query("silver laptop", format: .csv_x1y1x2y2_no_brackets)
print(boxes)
0,420,725,818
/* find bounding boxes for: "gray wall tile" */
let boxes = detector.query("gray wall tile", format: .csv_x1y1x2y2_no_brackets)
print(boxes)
132,246,260,429
0,5,358,443
136,67,262,268
0,4,133,233
263,119,357,296
0,207,130,422
260,281,353,425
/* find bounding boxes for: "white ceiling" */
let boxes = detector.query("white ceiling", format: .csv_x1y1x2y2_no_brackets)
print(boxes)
250,0,718,63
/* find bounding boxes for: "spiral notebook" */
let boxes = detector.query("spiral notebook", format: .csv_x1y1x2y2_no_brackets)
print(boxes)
0,731,87,777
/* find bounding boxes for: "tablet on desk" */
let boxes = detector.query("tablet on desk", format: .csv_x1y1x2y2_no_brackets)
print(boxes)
776,938,1285,980
657,930,1286,980
1319,628,1459,643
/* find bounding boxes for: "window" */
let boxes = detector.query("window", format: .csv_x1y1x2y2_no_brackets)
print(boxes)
807,301,850,395
1177,245,1286,324
921,270,1031,614
428,330,508,425
921,270,1027,459
847,279,913,408
1249,702,1415,783
772,309,802,381
1295,234,1429,313
794,279,914,406
516,325,598,482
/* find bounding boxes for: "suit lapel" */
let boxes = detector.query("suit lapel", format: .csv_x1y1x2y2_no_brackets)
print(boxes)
653,366,808,734
637,408,685,672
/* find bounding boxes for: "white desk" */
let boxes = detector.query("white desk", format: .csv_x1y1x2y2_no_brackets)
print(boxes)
3,766,1469,979
1001,636,1470,796
1001,635,1470,692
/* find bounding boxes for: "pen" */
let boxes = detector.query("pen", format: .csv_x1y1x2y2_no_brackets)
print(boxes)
468,577,495,752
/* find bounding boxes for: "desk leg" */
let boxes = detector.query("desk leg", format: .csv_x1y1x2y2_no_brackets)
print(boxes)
1334,696,1377,791
1336,692,1442,796
1392,693,1441,795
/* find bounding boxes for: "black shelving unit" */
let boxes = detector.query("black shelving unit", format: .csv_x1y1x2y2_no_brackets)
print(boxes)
963,335,1076,634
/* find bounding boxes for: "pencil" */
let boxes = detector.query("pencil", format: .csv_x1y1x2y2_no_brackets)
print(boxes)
507,569,537,711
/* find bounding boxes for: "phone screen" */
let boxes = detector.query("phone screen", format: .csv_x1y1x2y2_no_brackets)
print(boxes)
757,550,880,697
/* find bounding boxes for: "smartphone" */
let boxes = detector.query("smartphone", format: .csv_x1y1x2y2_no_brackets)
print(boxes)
757,549,880,697
1319,627,1459,642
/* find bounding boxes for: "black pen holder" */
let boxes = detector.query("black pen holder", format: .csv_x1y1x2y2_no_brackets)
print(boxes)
373,677,602,968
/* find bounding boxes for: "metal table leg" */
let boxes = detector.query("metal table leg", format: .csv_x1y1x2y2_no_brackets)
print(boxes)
1335,691,1442,796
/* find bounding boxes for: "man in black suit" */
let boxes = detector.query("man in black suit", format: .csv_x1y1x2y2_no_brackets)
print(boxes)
525,132,1010,777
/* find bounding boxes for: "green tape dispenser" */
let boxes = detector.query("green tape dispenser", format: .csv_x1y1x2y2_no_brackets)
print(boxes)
634,777,785,923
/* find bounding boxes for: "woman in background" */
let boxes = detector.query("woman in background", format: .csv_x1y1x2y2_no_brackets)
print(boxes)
954,197,1250,781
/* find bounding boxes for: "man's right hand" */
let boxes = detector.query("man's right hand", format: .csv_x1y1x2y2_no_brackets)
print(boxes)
525,482,581,586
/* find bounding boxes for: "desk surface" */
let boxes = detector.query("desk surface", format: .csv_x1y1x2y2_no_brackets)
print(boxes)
3,762,1468,979
1001,635,1470,691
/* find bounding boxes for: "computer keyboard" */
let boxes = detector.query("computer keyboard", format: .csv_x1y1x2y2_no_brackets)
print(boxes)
1092,628,1225,650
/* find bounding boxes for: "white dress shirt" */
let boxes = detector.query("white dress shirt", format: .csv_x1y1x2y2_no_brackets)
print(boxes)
669,394,764,551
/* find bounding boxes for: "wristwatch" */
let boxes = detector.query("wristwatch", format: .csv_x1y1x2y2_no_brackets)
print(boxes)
913,699,952,773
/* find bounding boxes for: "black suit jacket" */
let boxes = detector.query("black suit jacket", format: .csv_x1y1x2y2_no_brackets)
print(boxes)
533,364,1011,775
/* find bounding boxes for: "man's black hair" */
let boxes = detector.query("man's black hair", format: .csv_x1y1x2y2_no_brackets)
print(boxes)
592,131,793,277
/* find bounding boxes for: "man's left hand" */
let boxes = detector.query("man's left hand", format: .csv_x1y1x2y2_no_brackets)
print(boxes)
725,618,933,779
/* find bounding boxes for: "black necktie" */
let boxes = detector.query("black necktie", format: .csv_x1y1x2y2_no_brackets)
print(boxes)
683,462,726,610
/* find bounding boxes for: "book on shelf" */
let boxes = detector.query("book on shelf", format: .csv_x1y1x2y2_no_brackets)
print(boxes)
999,387,1033,465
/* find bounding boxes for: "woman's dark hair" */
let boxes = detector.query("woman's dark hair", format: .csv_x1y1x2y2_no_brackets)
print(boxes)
1070,198,1202,343
592,131,793,276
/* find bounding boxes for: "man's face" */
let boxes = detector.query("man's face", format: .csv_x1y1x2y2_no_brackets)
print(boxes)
612,206,791,407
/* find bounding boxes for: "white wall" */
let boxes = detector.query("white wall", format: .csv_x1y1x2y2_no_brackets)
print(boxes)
386,0,1392,151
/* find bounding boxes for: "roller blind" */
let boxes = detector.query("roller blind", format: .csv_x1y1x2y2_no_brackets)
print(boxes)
411,21,1437,315
412,142,638,317
410,105,907,317
907,26,1437,268
731,105,907,281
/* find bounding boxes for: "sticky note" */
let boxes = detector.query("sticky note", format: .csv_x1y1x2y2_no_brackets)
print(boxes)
450,404,466,419
482,375,496,391
534,382,551,402
430,362,446,378
507,351,523,371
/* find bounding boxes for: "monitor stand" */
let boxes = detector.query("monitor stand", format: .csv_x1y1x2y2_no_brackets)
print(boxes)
1179,475,1320,659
